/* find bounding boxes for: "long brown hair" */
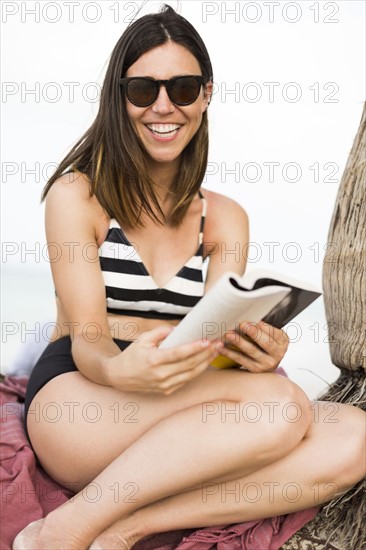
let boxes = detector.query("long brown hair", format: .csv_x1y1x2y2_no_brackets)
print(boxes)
41,5,213,228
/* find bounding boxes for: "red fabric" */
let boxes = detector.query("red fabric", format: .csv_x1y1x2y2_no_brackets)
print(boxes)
0,376,319,550
0,377,73,549
132,509,318,549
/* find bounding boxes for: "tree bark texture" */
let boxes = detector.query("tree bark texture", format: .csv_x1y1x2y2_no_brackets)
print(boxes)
322,103,366,371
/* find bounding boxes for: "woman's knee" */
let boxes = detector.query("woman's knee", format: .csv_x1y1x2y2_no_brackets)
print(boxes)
260,376,311,452
245,372,311,427
226,373,312,458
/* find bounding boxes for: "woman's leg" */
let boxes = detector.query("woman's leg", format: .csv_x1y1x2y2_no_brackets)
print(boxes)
24,367,310,490
89,402,366,549
14,397,365,550
14,368,312,549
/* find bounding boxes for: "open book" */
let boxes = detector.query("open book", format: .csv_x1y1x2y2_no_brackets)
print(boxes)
159,270,322,368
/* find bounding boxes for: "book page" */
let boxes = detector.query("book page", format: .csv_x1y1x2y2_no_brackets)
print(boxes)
160,273,290,349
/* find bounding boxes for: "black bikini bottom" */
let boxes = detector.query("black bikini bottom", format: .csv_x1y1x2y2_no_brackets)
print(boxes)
23,335,132,443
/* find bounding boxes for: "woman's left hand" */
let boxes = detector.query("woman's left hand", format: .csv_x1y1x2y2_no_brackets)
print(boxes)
220,320,290,373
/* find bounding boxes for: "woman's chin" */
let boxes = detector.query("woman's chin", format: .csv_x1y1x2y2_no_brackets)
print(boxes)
147,153,182,169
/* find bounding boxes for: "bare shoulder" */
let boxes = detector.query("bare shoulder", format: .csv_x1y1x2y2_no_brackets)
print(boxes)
200,188,249,240
46,171,93,207
200,188,249,283
45,171,107,233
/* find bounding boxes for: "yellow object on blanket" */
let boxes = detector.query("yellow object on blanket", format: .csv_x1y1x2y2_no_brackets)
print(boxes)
211,345,241,368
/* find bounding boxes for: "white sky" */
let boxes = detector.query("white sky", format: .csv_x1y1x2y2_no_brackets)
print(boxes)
1,0,364,387
1,0,365,289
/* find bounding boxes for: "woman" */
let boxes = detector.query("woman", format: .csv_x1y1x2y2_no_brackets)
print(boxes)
14,5,365,549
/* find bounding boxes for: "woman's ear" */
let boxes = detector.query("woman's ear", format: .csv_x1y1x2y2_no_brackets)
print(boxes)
203,81,213,110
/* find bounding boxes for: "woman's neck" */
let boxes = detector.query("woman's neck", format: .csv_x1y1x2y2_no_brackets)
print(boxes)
147,158,181,203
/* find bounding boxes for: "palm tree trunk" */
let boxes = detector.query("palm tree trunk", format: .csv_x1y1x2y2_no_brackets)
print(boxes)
314,103,365,549
283,103,365,550
322,104,366,372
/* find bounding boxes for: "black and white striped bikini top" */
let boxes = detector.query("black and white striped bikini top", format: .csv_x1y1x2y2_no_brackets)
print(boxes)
98,192,207,320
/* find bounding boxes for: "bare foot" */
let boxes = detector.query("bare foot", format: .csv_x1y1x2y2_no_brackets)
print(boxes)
89,516,144,550
12,517,86,550
89,532,130,550
12,519,44,550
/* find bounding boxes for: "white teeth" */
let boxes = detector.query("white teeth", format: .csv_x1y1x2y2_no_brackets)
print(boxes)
147,123,181,134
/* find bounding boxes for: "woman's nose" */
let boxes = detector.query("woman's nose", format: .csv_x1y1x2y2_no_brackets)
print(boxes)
151,85,175,114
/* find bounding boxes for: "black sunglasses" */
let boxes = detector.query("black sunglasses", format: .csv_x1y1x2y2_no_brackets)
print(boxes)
119,75,206,107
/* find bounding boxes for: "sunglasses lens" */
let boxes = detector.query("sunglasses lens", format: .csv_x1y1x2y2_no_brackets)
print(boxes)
169,77,201,105
124,76,203,107
127,79,157,107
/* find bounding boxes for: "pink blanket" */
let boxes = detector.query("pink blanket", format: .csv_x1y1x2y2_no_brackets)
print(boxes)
0,376,318,550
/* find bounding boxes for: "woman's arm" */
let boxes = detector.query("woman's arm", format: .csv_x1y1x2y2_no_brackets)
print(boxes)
203,190,249,290
45,174,221,393
202,190,289,372
45,173,121,385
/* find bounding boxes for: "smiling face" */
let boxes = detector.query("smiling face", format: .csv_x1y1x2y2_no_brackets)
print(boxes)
125,41,212,174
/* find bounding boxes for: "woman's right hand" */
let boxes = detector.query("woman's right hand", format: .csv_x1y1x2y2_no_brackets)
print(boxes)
105,326,223,395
